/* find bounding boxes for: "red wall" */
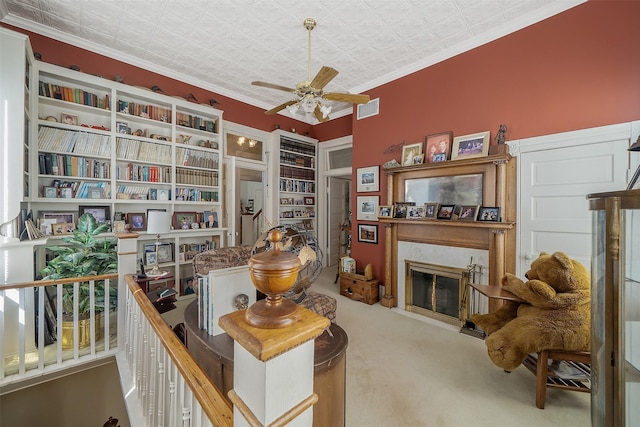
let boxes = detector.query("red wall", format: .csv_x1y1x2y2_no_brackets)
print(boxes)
350,1,640,281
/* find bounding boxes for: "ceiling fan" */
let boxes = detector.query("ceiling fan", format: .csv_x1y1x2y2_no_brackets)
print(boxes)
252,18,370,123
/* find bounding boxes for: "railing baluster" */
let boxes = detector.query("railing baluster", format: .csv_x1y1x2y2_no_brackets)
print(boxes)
17,288,26,375
56,284,63,365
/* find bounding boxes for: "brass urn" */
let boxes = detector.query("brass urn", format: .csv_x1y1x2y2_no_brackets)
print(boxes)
246,229,301,328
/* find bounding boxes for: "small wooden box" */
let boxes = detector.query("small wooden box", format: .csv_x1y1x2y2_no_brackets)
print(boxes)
339,272,379,305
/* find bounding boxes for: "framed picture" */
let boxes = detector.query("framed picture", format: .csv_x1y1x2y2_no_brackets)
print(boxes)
477,206,501,222
145,251,157,266
357,224,378,244
89,188,102,199
304,196,315,205
156,242,173,263
401,142,423,166
203,210,218,228
280,198,289,205
113,220,126,233
52,222,75,235
127,212,147,231
452,131,491,160
407,205,425,219
458,205,479,221
424,203,439,219
43,186,58,198
40,211,77,225
180,276,196,295
356,166,380,192
116,121,128,134
158,189,170,201
356,196,379,221
412,154,425,165
425,131,453,163
79,205,111,224
436,204,455,220
60,187,73,198
173,211,197,229
393,204,408,218
61,112,78,126
377,205,393,218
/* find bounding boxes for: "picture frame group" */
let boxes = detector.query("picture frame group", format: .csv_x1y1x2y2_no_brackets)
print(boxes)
38,210,77,235
395,130,492,166
377,202,501,222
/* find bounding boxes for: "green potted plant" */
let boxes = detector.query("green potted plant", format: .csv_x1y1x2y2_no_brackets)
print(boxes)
40,213,118,349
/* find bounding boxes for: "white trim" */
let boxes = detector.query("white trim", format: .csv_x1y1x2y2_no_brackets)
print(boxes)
318,136,353,267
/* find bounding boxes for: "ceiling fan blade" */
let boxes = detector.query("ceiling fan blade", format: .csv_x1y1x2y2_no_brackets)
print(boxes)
313,105,330,123
265,100,298,115
252,81,296,93
324,92,370,104
309,66,339,90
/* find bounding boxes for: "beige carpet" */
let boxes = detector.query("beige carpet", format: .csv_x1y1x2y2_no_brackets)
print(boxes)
314,268,590,427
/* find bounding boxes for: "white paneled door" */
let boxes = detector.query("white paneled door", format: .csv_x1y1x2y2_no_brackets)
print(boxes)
517,124,632,276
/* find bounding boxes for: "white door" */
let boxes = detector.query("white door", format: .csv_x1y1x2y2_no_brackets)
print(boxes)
327,176,350,266
517,124,631,275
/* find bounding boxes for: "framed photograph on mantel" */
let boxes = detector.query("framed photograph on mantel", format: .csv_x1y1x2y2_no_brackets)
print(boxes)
356,165,380,192
452,131,490,160
425,131,453,163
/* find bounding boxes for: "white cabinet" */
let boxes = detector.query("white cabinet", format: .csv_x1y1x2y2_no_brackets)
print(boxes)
272,130,318,235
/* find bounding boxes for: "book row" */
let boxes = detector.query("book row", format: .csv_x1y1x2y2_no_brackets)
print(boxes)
280,152,315,168
39,126,111,157
39,81,109,110
39,153,110,179
176,112,217,133
177,147,220,169
116,164,171,183
117,100,171,123
280,139,315,156
116,137,172,164
176,169,219,187
279,165,315,181
279,179,316,193
174,188,219,202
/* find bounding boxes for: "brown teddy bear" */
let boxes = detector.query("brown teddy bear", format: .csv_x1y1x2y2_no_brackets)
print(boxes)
471,252,590,371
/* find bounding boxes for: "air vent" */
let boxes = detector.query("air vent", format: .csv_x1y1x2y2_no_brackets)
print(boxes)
357,98,379,120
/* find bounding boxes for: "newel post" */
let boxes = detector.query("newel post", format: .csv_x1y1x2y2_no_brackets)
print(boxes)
219,230,329,426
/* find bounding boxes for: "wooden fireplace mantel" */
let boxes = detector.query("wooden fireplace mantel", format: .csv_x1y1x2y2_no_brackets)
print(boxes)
380,152,516,312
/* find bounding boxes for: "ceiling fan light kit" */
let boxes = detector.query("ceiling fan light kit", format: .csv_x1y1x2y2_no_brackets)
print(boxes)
252,17,369,123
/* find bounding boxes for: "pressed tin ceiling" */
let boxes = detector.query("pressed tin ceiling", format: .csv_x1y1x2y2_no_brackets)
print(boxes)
0,0,585,123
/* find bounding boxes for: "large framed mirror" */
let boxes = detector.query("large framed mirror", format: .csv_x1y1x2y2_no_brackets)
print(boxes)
404,173,483,206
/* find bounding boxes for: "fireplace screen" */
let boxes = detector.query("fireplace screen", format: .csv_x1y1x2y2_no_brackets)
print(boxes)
405,261,469,325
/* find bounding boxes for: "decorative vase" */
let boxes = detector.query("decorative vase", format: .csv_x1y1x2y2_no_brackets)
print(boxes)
245,229,301,328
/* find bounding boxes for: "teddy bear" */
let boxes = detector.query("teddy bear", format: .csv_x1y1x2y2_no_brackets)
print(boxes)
471,251,590,372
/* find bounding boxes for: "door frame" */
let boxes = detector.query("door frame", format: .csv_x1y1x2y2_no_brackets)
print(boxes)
223,122,270,247
317,135,352,267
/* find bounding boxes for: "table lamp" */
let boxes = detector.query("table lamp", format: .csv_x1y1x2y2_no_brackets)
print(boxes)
146,210,171,277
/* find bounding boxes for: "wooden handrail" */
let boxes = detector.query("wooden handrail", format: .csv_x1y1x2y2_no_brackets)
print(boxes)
125,274,233,426
0,273,119,290
252,208,262,221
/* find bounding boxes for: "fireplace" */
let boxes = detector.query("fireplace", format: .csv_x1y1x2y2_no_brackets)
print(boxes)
405,261,470,326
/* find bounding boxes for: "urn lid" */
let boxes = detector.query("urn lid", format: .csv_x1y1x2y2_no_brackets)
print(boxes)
249,229,301,272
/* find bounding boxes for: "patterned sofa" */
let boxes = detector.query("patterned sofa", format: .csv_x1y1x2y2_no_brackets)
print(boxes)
193,246,337,322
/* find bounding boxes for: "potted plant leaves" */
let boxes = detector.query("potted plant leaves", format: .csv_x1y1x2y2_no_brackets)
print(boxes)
40,213,118,349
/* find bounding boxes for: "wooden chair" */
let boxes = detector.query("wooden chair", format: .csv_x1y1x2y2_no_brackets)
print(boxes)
468,284,591,409
522,349,591,409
